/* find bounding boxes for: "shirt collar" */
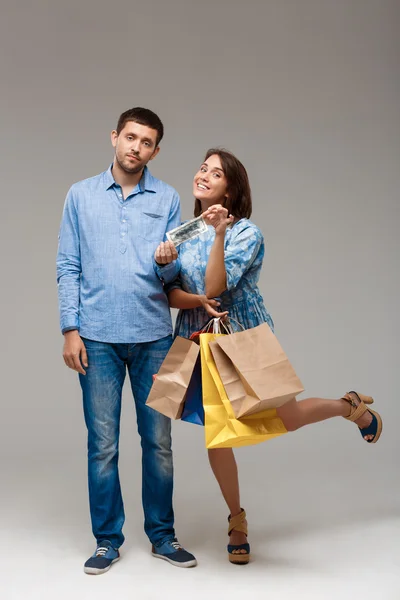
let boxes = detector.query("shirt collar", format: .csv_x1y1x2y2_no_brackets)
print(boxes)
104,164,157,193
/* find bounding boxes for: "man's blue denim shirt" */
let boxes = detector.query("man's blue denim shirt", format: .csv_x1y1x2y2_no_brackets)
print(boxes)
57,165,180,343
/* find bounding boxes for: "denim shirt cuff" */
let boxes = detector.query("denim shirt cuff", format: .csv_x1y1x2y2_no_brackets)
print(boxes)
153,258,180,283
61,317,80,335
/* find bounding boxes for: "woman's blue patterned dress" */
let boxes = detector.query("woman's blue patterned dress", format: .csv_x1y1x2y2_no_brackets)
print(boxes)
166,218,274,338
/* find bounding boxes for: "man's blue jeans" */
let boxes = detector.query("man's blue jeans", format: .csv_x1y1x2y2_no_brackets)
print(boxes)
79,335,174,549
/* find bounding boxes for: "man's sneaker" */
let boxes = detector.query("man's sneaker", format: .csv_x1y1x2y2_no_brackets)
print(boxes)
151,538,197,568
84,540,120,575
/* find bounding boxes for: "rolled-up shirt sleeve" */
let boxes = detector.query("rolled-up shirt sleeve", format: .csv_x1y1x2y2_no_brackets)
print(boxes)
153,191,182,284
164,276,184,296
56,187,81,333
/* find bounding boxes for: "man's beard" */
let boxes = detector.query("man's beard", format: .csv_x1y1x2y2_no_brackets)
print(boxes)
115,152,143,175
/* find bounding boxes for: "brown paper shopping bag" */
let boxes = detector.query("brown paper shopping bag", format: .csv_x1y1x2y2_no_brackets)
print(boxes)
146,336,199,419
209,322,304,418
201,332,287,449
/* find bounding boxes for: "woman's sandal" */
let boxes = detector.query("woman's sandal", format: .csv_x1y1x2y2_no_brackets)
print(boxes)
342,391,382,443
227,509,251,565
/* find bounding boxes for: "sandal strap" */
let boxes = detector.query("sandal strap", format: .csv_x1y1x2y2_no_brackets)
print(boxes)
345,400,368,422
342,391,373,406
359,412,378,439
348,390,374,405
228,509,247,536
228,543,250,554
342,392,370,422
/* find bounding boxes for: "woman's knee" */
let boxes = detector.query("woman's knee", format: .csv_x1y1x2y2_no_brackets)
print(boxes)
284,419,300,432
277,404,302,432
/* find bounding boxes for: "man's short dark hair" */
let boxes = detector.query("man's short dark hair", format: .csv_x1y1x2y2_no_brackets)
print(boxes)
116,107,164,146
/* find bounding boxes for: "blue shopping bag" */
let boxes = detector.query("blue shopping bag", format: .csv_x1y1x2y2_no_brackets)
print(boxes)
181,354,204,425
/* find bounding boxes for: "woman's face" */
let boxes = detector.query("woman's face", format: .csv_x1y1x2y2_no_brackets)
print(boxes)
193,154,228,207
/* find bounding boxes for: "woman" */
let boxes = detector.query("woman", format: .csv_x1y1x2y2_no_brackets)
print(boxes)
154,148,382,565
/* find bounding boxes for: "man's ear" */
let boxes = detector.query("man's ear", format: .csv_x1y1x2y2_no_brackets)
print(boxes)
111,130,118,149
149,146,161,161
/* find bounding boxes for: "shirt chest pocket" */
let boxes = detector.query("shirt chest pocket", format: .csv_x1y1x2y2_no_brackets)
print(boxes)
137,211,166,242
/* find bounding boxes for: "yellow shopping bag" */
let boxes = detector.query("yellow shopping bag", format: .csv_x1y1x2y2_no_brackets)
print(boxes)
200,333,287,449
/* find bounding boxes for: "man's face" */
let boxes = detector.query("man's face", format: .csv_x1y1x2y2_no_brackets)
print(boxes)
111,121,160,174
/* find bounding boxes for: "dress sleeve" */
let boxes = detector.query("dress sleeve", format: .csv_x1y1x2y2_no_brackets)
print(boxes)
224,223,264,291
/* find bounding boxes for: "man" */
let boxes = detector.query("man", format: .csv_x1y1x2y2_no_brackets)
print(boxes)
57,107,197,574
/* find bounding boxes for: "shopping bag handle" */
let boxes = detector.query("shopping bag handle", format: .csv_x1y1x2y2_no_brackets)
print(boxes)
213,317,236,334
191,316,238,338
199,317,230,334
212,317,246,334
225,316,245,331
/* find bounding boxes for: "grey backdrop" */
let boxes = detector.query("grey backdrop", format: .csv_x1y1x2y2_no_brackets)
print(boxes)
1,1,399,599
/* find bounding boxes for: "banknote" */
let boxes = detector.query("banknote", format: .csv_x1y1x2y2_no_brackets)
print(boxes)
166,215,207,246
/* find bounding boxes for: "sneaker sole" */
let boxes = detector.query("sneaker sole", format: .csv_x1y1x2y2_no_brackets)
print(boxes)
151,552,197,568
84,556,120,575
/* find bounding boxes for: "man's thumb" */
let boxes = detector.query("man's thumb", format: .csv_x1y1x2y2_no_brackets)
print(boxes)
81,346,88,367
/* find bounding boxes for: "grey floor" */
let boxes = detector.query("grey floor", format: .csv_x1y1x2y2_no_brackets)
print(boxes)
3,425,400,600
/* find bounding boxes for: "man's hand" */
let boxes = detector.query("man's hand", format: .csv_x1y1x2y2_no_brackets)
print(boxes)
154,241,178,265
199,295,228,319
63,330,88,375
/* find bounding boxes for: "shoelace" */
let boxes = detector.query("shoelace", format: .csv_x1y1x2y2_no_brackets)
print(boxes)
170,541,183,551
96,546,109,557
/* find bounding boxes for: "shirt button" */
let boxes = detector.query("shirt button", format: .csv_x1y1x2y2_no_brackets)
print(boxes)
122,232,126,236
122,219,126,223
